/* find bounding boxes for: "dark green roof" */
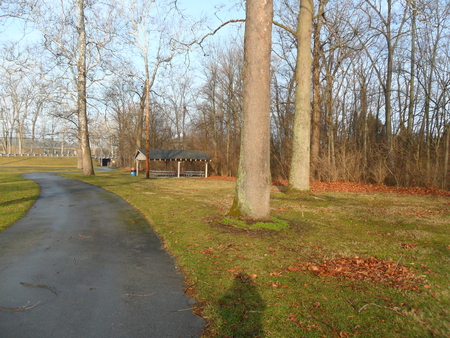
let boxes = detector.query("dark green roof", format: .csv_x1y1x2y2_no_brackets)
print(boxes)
135,149,211,162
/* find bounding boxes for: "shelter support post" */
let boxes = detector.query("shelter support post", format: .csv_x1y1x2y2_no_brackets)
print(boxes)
205,162,208,178
177,161,181,178
136,159,139,176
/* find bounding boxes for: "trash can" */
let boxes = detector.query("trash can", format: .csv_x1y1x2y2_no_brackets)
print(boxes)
131,167,136,176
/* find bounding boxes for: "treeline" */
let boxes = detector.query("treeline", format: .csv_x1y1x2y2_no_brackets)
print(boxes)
0,0,449,188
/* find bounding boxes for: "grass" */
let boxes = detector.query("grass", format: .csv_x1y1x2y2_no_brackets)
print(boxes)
0,156,77,167
0,171,40,231
1,163,449,337
220,216,290,230
61,170,449,338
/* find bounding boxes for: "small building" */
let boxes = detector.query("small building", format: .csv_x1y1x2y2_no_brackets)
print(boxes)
134,149,211,177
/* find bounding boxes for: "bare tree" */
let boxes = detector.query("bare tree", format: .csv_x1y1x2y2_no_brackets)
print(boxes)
358,0,409,173
286,0,314,192
120,0,187,178
76,0,94,175
0,0,121,173
230,0,273,221
311,0,329,178
192,41,244,176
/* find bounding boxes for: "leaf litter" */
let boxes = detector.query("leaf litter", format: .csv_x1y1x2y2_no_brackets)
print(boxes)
208,176,450,197
287,256,430,291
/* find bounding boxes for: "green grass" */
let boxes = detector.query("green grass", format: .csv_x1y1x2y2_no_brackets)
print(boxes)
0,172,40,231
220,216,290,230
0,156,77,167
1,164,449,337
61,170,449,338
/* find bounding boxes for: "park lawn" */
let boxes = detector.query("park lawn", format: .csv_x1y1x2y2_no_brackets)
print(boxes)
0,156,77,167
0,171,40,231
61,170,450,338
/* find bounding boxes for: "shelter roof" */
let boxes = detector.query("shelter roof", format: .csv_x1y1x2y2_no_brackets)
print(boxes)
135,149,211,162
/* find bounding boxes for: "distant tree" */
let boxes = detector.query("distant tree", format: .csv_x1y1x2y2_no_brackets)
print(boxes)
0,0,120,174
121,0,187,178
193,41,244,176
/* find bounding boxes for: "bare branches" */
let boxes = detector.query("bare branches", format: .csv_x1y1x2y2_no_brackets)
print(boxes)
197,19,245,46
0,300,41,312
273,20,296,37
20,282,58,295
126,292,156,297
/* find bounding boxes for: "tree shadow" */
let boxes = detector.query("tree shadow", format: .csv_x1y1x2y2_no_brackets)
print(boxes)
217,272,266,337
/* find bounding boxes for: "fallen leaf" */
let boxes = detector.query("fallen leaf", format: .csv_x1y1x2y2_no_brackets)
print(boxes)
270,271,283,276
287,266,300,272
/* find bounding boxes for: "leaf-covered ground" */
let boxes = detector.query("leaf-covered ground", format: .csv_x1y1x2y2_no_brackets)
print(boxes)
288,256,429,292
208,175,450,197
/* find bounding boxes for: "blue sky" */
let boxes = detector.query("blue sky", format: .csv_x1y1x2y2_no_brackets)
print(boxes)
179,0,245,40
0,0,245,40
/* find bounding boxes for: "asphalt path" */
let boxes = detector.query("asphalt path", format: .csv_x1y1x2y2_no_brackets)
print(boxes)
0,172,204,337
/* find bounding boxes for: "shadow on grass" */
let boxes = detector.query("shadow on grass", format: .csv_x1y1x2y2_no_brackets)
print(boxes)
218,273,266,337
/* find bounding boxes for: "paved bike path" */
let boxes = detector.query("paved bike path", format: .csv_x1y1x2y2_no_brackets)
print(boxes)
0,172,204,337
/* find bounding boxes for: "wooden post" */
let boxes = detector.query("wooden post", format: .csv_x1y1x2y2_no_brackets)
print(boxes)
205,162,208,178
177,161,181,178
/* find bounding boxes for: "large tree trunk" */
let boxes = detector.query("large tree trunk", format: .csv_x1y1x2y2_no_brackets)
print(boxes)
229,0,273,221
77,0,94,175
287,0,314,192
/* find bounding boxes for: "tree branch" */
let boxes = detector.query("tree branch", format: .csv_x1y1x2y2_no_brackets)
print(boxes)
198,19,245,45
273,20,296,37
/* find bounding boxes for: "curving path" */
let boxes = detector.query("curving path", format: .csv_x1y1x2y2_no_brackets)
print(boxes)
0,172,204,337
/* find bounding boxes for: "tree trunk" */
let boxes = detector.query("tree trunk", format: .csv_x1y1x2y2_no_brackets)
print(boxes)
326,72,335,173
136,79,147,150
310,0,327,179
424,44,439,185
145,59,151,179
360,76,368,178
444,124,449,189
288,0,314,192
406,0,416,186
229,0,273,221
77,0,94,175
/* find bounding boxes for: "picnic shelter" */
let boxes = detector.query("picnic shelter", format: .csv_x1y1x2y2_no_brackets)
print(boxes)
134,149,211,177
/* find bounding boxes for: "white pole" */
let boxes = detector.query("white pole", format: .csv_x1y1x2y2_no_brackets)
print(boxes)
178,161,181,178
205,162,208,178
